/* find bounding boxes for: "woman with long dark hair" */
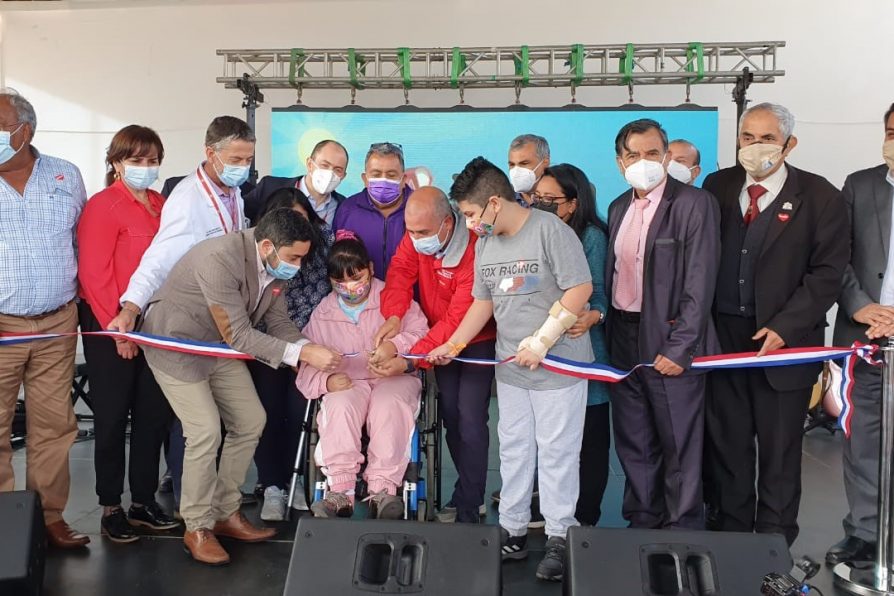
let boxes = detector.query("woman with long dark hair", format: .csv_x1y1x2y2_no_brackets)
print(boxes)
531,163,611,527
77,125,178,542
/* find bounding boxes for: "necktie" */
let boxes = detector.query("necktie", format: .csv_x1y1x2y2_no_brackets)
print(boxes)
615,198,649,310
744,184,768,225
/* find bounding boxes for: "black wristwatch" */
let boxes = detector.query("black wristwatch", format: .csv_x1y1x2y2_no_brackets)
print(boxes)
404,358,416,374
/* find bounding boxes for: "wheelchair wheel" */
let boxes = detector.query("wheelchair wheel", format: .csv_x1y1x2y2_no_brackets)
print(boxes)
423,371,440,520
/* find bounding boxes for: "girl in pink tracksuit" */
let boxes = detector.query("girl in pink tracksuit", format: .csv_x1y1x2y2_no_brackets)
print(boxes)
297,235,429,519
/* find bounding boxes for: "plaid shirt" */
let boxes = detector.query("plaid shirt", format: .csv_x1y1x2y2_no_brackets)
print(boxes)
0,149,87,316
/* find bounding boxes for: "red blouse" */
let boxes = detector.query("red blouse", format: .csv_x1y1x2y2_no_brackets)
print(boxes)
77,180,165,329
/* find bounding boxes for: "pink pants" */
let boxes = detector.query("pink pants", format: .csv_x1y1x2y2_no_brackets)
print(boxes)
315,376,421,496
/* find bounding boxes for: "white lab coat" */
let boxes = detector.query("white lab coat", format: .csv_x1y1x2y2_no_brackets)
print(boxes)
120,165,246,310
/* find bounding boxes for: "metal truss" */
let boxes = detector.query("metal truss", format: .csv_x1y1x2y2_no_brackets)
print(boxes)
216,42,785,96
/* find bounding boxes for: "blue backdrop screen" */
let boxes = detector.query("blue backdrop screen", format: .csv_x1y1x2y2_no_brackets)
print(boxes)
271,107,718,215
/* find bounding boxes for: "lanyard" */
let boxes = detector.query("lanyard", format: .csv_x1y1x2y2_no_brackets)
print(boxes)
196,166,238,234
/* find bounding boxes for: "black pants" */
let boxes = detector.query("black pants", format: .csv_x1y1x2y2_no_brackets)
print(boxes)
610,313,706,530
706,314,811,546
433,340,496,513
79,302,172,506
248,362,307,489
576,402,610,526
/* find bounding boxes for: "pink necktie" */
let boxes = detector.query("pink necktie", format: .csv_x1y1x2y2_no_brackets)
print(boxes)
615,198,649,310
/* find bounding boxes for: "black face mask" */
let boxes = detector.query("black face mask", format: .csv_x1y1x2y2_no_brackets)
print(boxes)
532,201,559,215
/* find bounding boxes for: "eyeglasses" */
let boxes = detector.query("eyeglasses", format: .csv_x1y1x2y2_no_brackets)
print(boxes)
369,142,403,154
530,192,569,204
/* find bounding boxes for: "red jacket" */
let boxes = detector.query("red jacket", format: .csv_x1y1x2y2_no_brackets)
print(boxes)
381,225,496,361
77,181,165,329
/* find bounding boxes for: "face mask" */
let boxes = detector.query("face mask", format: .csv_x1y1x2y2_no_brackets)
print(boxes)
532,200,559,215
883,139,894,172
509,160,542,194
667,160,695,184
333,276,372,304
310,162,342,195
213,154,250,188
265,247,301,280
122,165,159,190
411,218,447,256
367,177,402,207
738,143,785,178
0,124,25,166
624,157,666,192
465,202,498,238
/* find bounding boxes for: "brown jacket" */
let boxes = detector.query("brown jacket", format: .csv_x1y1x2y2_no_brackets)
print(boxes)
140,229,304,382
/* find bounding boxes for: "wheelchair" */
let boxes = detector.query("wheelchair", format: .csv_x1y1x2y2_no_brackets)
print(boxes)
287,369,441,521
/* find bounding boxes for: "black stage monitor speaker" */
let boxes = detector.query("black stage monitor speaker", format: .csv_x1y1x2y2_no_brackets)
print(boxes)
284,517,501,596
565,527,792,596
0,491,46,596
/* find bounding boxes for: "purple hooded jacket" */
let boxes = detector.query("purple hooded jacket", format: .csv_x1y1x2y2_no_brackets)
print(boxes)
332,187,410,281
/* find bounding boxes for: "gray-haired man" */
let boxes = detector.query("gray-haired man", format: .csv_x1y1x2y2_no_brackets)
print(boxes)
508,133,551,206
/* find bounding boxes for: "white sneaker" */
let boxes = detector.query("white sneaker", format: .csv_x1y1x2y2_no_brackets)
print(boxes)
261,486,287,521
290,479,309,512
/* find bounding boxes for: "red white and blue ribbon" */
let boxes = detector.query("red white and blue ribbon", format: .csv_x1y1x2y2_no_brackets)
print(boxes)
0,332,880,436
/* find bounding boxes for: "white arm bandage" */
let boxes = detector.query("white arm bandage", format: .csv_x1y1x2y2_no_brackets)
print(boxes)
518,301,578,359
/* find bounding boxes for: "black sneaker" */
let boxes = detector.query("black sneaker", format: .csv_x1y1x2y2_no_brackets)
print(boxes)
128,502,180,531
535,536,566,581
102,508,139,543
158,471,173,494
500,527,528,561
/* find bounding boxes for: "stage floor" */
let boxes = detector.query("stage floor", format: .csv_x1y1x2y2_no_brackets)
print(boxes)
12,400,849,595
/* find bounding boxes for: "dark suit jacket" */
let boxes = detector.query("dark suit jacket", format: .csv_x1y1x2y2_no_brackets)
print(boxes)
160,175,255,199
242,175,346,225
140,229,304,383
834,164,891,346
703,164,850,391
605,175,721,370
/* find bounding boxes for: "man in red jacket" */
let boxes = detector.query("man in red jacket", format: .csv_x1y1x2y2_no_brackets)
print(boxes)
371,186,496,524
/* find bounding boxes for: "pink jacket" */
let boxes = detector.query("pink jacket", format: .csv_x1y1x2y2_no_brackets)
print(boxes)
297,278,429,399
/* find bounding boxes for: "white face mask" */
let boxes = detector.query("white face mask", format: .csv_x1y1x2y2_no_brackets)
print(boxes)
310,162,342,195
624,157,666,192
738,143,785,178
509,160,542,194
667,160,695,184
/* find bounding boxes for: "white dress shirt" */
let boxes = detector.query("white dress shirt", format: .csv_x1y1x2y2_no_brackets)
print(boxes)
254,247,308,366
880,171,894,306
738,163,789,216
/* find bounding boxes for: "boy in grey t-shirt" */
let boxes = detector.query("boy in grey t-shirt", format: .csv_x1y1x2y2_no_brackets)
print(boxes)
429,157,593,582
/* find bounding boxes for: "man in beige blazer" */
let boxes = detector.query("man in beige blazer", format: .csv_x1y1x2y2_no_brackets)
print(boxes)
141,208,341,565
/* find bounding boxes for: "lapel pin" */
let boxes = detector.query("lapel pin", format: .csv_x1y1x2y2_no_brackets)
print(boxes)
272,287,282,297
777,213,790,222
782,201,793,211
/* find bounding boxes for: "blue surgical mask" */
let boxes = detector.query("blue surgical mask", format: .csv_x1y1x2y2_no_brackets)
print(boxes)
411,218,447,256
122,165,159,190
0,124,25,166
213,154,250,188
265,247,301,280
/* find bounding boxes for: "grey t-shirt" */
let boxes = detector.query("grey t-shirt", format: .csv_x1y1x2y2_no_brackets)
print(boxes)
472,208,594,390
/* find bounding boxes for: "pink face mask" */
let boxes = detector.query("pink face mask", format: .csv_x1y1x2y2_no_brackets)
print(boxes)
333,275,371,303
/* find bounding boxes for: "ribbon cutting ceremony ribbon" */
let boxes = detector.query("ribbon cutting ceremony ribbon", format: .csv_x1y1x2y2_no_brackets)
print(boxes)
0,332,880,437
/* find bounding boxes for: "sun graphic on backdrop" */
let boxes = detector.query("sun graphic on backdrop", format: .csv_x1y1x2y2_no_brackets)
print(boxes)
296,128,336,163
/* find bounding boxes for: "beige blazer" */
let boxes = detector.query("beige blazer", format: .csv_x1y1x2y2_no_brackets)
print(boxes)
140,229,304,382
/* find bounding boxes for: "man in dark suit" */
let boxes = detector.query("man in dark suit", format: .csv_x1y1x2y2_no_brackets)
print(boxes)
704,102,849,546
242,139,348,225
825,102,894,566
605,118,720,530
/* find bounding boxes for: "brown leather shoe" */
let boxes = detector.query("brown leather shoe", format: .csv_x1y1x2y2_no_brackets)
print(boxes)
212,511,276,543
46,520,90,549
183,529,230,566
